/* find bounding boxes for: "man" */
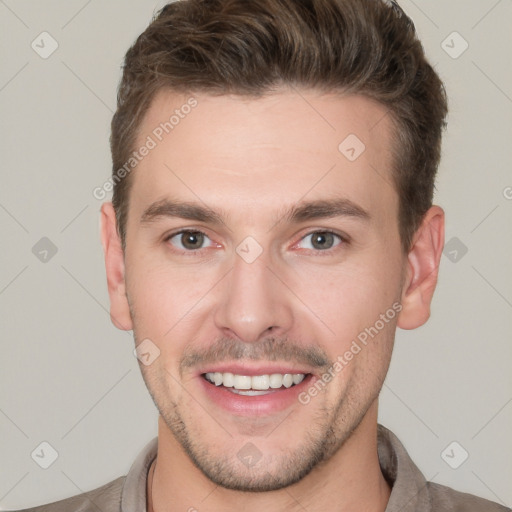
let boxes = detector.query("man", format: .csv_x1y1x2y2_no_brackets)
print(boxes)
13,0,509,511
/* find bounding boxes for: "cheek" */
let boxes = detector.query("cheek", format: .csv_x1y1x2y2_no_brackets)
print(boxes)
285,255,401,390
289,256,400,326
325,313,397,411
127,256,215,320
126,259,226,376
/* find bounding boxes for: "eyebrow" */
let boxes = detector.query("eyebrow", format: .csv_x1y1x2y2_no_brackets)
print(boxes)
140,199,224,225
140,197,371,226
280,198,371,225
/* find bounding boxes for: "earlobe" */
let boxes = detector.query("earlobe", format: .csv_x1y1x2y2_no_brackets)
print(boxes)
397,205,445,330
100,202,133,331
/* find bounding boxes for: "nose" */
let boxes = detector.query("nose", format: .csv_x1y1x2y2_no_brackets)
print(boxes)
213,248,294,344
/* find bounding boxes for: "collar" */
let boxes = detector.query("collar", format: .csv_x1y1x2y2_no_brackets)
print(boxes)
377,425,431,511
121,437,157,512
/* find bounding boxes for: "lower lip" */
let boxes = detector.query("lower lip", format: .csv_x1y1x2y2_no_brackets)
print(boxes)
199,374,314,416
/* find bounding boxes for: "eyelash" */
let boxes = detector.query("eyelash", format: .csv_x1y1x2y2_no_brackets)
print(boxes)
163,229,349,256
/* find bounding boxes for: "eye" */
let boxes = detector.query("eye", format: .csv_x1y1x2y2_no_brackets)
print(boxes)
166,230,214,251
297,230,344,251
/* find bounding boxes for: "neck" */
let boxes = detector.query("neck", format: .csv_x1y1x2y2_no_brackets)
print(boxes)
147,403,390,512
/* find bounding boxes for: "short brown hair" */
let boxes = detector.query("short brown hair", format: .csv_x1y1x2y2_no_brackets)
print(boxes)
110,0,448,253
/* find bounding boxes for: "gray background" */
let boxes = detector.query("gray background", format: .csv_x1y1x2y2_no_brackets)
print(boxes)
1,0,511,509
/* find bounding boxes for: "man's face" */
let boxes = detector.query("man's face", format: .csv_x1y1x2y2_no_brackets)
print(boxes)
118,89,407,490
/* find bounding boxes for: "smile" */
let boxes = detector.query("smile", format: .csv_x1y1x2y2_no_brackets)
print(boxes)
197,364,316,415
203,372,307,395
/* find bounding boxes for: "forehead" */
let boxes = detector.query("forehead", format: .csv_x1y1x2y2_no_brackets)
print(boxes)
129,88,397,225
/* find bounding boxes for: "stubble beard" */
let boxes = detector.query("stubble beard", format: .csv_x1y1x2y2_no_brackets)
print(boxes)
140,363,375,492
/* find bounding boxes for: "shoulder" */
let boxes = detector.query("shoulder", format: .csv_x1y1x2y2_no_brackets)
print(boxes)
9,476,125,512
427,482,511,512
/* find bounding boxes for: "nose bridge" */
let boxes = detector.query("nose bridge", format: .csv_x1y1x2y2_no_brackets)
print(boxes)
213,244,293,343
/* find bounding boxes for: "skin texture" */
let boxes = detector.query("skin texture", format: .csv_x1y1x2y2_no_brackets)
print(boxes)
101,88,445,512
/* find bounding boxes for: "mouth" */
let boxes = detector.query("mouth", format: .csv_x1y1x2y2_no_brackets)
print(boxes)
197,367,315,415
202,371,308,396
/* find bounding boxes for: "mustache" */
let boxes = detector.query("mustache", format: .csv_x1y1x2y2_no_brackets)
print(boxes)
180,336,331,373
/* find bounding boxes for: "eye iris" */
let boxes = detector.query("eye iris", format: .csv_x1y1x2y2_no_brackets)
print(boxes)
311,232,334,250
181,231,204,249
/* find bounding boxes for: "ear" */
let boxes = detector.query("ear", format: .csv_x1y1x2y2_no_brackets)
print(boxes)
100,202,133,331
397,205,445,330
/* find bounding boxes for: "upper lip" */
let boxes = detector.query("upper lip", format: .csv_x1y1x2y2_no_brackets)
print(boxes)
196,362,314,377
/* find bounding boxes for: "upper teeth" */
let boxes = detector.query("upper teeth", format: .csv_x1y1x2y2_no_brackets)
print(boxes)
204,372,305,390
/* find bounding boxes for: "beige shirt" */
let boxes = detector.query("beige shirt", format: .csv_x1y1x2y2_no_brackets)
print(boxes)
12,425,510,512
